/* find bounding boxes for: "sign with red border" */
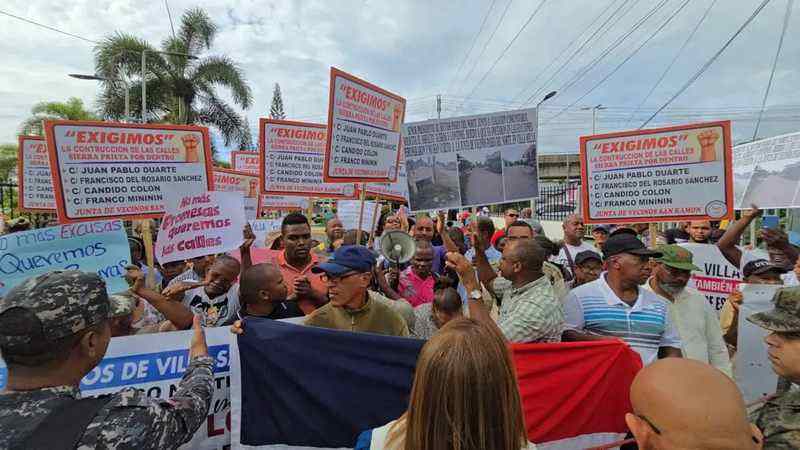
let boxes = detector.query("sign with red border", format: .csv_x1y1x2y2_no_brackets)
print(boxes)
580,120,734,224
230,150,259,175
260,119,356,199
44,120,214,223
258,194,308,212
323,67,406,183
17,135,57,212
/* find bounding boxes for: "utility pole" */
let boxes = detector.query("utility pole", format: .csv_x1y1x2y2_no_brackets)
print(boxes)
581,104,607,135
436,94,441,119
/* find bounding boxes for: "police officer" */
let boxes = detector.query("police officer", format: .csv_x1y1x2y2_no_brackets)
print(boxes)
0,271,214,449
748,286,800,448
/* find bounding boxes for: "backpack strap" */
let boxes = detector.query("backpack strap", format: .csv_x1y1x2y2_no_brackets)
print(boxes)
20,395,112,450
562,245,576,281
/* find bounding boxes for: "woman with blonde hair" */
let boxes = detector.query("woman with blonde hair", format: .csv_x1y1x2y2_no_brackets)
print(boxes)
355,318,535,450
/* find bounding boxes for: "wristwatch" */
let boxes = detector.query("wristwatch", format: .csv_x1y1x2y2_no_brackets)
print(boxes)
469,289,483,301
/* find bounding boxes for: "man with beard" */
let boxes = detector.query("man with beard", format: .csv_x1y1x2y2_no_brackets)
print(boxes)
645,245,731,376
687,220,714,244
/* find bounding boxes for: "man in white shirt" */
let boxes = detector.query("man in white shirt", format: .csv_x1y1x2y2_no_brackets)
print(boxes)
644,245,732,377
553,214,600,279
563,234,682,366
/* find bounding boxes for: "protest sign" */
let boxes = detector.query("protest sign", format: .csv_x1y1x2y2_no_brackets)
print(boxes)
736,283,781,403
403,109,538,212
212,167,259,220
0,219,129,297
323,67,406,183
17,135,56,212
156,191,246,264
259,194,308,212
230,150,260,175
44,121,213,223
249,219,282,248
680,243,742,313
732,131,800,208
0,327,232,450
260,119,356,198
361,156,409,203
337,199,377,232
580,121,733,224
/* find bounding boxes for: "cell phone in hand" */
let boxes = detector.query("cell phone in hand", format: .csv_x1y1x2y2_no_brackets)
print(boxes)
762,215,779,230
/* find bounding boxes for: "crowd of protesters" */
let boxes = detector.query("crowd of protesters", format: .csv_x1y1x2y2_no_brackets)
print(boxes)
2,204,800,449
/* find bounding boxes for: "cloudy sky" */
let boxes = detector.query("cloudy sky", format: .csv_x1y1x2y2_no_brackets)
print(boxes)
1,0,799,160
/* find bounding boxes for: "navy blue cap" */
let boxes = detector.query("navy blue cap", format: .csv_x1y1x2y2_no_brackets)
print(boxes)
312,245,376,276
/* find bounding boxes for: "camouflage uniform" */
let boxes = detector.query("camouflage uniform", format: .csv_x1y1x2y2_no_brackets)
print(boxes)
0,271,214,450
747,286,800,449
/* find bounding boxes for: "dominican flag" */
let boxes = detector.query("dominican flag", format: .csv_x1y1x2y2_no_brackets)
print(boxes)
230,319,641,449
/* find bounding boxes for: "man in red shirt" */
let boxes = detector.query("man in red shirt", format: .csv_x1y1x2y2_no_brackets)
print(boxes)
274,213,329,314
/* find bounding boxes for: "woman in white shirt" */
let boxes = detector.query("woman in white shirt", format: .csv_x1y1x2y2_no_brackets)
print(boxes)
355,318,536,450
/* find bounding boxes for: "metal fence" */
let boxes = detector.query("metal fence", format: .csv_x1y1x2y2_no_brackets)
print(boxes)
534,181,580,221
0,183,55,227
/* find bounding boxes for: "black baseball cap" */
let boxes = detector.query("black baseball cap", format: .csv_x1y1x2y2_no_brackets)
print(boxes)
743,259,787,278
575,250,603,265
602,233,663,259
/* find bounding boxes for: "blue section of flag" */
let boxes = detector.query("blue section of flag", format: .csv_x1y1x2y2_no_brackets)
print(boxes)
238,318,424,447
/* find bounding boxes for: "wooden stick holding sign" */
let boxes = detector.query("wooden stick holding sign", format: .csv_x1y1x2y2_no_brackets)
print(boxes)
648,223,658,249
140,219,157,289
355,183,367,245
367,195,382,247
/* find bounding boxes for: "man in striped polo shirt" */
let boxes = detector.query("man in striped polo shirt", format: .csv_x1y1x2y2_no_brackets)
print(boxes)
563,233,683,366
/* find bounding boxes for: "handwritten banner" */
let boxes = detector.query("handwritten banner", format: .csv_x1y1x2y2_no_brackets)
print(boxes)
156,191,246,264
680,243,742,313
323,67,406,183
44,121,213,223
261,119,356,198
0,327,232,450
580,121,733,224
230,150,260,175
17,135,57,212
337,200,377,233
249,219,282,248
0,219,130,297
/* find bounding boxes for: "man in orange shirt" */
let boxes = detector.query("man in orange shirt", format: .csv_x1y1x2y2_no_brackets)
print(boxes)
275,213,329,314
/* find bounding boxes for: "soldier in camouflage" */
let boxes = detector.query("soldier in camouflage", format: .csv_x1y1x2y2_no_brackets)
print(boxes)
747,286,800,449
0,270,214,449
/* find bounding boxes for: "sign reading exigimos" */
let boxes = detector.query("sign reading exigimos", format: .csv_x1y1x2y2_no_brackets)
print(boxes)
44,121,214,223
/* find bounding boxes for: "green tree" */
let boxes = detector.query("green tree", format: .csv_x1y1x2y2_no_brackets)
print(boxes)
94,7,253,151
0,143,17,181
269,83,286,120
19,97,98,136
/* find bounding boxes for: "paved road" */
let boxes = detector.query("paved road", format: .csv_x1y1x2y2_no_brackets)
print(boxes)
503,166,538,200
461,167,503,205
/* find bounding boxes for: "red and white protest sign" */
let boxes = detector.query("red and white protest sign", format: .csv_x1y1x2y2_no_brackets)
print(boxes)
580,121,733,224
258,194,308,212
156,191,246,264
17,135,56,212
323,67,406,183
260,119,356,198
680,243,742,313
359,156,409,203
213,167,259,220
231,150,260,175
44,121,213,223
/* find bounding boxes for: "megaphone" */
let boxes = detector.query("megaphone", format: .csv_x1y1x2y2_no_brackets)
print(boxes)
380,230,416,266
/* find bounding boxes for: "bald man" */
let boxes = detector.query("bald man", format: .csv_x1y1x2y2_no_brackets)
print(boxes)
412,215,447,275
626,358,762,450
223,263,304,325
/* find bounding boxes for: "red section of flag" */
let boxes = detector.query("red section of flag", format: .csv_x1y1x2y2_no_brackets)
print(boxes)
511,340,642,443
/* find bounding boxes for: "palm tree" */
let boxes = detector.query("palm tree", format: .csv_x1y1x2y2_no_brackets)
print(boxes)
94,7,253,151
19,97,98,136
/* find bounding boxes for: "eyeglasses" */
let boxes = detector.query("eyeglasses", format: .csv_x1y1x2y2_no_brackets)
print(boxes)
320,271,361,283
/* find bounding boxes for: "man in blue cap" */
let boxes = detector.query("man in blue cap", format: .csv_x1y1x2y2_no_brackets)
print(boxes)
307,245,410,337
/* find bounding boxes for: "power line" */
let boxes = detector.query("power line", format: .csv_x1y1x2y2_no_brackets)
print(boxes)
453,0,515,97
509,0,620,104
523,0,636,105
444,0,498,96
455,0,548,109
640,0,774,128
165,0,177,39
544,0,690,125
0,9,99,44
624,0,718,127
753,0,793,140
